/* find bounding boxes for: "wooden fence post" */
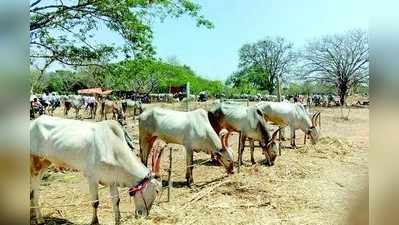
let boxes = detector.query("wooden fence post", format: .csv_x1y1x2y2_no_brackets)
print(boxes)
167,146,173,202
278,129,282,156
237,132,242,173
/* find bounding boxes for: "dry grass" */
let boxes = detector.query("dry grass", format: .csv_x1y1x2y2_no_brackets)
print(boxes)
33,102,368,225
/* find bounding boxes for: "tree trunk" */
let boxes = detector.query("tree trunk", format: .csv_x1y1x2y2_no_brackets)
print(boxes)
338,80,349,106
276,75,281,102
339,94,346,107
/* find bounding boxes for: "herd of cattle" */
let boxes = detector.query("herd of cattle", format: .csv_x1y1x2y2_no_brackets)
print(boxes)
30,93,323,224
30,93,143,122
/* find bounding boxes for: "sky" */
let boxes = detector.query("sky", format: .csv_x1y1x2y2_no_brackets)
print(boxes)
149,0,371,81
53,0,371,81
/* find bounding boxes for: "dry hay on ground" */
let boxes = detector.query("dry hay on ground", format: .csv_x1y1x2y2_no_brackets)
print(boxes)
32,105,368,225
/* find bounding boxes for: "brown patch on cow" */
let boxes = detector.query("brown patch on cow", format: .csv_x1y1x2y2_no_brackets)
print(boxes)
220,121,238,132
146,136,157,148
30,155,51,176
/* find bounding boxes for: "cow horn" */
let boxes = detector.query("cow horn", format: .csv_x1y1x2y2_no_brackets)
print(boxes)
313,112,321,127
311,112,317,126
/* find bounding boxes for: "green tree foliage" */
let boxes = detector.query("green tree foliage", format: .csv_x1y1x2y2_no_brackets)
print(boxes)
106,59,224,95
227,37,296,94
30,0,213,70
31,59,226,96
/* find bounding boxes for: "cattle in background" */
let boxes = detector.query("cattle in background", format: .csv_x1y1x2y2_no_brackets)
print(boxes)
312,94,322,106
121,99,143,121
47,94,61,116
30,116,161,224
208,102,279,166
61,95,85,119
198,91,208,102
138,107,234,186
83,96,97,119
100,99,124,121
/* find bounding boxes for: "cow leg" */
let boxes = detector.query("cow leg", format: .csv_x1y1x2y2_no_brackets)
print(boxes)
110,184,121,225
280,126,287,141
249,139,256,164
238,134,246,165
291,127,296,149
304,133,307,145
88,181,100,225
30,156,50,225
185,149,194,187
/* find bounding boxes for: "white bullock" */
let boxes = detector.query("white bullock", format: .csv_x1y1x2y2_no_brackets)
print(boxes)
83,96,98,119
30,116,161,225
62,95,85,119
256,101,321,148
138,107,234,186
121,99,143,121
208,102,280,166
100,99,124,121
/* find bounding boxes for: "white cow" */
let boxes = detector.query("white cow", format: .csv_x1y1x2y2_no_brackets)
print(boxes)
138,107,234,186
100,99,123,121
30,116,161,225
121,99,143,121
83,96,98,119
208,102,280,165
62,95,85,119
256,101,321,148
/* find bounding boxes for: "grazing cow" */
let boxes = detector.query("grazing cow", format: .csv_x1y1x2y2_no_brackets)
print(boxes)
83,96,98,119
208,102,279,166
30,116,161,225
100,100,124,121
138,107,234,186
256,101,321,148
121,99,143,121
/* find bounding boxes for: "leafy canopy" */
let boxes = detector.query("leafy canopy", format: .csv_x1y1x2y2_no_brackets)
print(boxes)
227,36,296,94
30,0,213,69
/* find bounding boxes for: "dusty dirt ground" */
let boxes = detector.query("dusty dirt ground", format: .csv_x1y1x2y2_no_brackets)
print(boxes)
32,101,368,225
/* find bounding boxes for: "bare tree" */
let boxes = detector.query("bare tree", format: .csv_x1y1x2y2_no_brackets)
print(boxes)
300,30,369,105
